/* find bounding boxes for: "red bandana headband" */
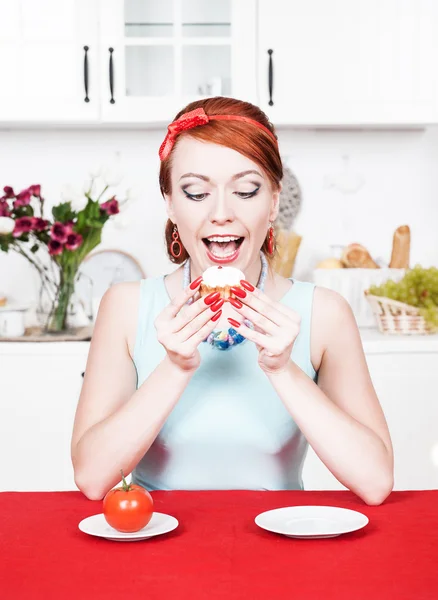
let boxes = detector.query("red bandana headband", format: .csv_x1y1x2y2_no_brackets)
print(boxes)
159,107,278,161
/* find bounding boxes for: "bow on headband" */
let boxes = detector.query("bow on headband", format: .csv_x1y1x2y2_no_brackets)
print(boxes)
159,108,209,161
158,107,278,161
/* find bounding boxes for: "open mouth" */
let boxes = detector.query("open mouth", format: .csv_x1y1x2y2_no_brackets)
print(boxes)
202,235,244,261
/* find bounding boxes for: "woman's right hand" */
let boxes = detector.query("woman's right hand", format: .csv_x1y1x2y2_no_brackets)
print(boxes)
154,277,223,372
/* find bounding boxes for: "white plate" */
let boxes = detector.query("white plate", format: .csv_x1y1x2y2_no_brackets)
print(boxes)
255,505,369,539
78,512,178,542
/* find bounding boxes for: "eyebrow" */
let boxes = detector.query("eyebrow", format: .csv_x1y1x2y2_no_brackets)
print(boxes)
179,170,264,182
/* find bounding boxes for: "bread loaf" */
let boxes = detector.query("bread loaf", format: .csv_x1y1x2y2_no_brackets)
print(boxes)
389,225,410,269
341,243,379,269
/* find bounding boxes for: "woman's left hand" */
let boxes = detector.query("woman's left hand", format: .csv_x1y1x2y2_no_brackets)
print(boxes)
228,281,301,374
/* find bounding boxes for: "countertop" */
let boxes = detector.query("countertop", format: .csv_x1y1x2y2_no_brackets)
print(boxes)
1,328,438,355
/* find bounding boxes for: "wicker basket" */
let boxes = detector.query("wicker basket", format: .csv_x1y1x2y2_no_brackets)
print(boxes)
364,291,434,335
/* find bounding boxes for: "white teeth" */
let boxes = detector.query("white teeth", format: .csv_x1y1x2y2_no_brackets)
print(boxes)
207,235,241,243
210,249,237,258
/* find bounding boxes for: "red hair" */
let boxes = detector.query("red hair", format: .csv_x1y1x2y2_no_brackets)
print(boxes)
160,97,283,264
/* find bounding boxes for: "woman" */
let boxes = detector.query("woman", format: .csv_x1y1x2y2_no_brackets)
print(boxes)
71,97,393,505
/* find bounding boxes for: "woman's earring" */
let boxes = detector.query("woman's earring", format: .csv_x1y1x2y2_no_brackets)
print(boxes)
267,222,275,255
170,224,182,258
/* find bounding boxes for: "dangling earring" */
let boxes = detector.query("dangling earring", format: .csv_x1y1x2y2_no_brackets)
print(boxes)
267,222,275,255
170,224,182,258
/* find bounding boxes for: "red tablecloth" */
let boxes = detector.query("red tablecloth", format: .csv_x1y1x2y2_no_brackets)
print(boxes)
1,490,437,600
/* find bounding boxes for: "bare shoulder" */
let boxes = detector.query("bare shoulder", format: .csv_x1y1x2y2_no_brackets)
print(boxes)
96,280,142,358
310,286,358,371
313,285,353,322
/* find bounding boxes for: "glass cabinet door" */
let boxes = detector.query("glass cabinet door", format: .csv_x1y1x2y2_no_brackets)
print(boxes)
100,0,256,123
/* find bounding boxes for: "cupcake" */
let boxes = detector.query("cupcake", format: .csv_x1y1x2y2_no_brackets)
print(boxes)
200,265,245,300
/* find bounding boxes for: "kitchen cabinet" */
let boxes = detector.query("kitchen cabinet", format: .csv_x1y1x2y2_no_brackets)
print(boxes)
98,0,258,123
303,331,438,491
0,343,88,491
2,331,438,492
258,0,438,126
0,0,99,124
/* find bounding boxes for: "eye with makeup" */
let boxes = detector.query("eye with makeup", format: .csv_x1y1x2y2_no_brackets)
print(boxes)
182,184,261,202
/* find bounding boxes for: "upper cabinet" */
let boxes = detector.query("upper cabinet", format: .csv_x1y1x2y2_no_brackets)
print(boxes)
258,0,438,126
0,0,99,123
1,0,438,127
99,0,257,123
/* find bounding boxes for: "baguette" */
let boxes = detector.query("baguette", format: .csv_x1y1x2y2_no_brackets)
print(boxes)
389,225,410,269
341,243,379,268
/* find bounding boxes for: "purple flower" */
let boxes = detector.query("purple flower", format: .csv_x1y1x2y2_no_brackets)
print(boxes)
65,232,83,251
48,239,63,256
29,184,41,197
31,217,48,232
0,201,10,217
64,220,75,235
100,197,119,215
50,222,69,243
3,186,15,198
13,189,32,208
12,216,33,237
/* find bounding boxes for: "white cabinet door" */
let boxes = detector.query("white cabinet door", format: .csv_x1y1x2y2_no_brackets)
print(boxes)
99,0,257,124
0,345,88,491
258,0,438,126
0,0,100,123
366,353,438,491
303,351,438,492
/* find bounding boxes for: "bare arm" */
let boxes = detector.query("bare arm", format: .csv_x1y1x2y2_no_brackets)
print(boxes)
71,283,193,500
71,279,221,500
266,288,394,505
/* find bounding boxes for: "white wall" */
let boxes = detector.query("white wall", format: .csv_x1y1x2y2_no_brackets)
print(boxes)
1,125,438,308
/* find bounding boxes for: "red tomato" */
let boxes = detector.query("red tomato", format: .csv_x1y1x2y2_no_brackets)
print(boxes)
103,471,153,533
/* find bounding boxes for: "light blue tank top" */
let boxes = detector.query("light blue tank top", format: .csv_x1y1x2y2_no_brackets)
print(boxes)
131,275,317,491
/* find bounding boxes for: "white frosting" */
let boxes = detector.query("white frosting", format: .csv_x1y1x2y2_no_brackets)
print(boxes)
202,266,245,287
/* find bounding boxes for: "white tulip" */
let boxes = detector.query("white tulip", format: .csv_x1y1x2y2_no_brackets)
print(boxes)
101,156,124,187
0,216,15,235
71,194,89,213
89,164,103,179
61,184,88,212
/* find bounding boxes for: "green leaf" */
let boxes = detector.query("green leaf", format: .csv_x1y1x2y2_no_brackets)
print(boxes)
52,201,76,223
15,205,34,218
0,238,10,252
84,219,104,228
30,244,39,253
89,201,101,220
76,211,86,231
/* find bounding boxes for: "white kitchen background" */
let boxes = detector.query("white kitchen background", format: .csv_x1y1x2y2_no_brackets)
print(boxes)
1,127,438,304
1,0,438,493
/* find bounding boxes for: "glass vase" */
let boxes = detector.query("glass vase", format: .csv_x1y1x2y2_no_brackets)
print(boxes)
36,270,80,334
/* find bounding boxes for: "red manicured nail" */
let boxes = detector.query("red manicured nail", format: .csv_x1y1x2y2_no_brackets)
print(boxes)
229,297,243,309
190,276,203,290
210,298,225,312
230,286,246,299
228,318,241,328
204,291,221,305
211,309,222,322
240,280,255,292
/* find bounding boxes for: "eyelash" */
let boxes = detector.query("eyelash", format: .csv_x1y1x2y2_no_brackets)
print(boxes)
183,187,260,202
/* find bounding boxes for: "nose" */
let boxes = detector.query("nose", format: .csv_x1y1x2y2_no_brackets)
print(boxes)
208,189,235,226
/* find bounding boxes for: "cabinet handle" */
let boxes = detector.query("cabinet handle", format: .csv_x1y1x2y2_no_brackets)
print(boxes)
268,49,274,106
109,47,115,104
83,46,90,103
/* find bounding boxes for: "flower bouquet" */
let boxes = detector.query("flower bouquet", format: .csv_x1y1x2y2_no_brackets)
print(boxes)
0,180,126,333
